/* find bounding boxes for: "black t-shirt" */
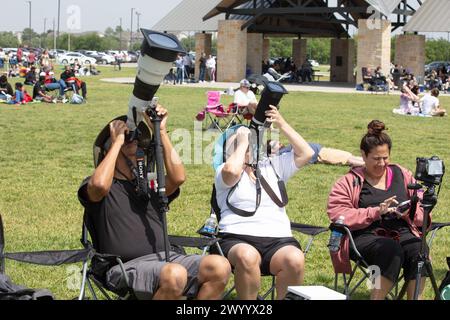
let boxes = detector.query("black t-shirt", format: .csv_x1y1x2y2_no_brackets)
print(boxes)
78,177,179,262
0,82,13,95
32,82,43,99
357,165,409,232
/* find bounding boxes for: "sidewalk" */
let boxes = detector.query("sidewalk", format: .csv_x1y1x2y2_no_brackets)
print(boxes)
100,78,400,95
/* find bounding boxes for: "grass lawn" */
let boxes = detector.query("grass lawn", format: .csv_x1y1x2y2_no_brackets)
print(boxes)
0,65,449,300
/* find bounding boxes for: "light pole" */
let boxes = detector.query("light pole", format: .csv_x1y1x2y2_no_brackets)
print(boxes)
130,8,135,50
42,17,47,48
57,0,61,37
136,11,141,34
119,17,123,50
26,1,32,44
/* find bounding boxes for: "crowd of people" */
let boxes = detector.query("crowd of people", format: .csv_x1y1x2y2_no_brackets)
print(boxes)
0,46,91,105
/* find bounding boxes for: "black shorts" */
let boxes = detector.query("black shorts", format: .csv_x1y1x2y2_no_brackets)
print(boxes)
211,233,301,275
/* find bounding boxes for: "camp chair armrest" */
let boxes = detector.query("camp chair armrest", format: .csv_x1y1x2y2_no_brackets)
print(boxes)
169,235,219,249
290,222,328,236
329,223,364,261
4,247,94,266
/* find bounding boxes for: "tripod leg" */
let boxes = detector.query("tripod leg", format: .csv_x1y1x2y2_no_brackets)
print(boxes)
413,261,424,300
425,260,441,300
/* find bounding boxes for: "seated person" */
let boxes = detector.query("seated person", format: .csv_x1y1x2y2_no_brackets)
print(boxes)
268,140,365,167
24,66,37,85
44,71,67,101
61,65,87,99
362,67,373,84
78,106,230,300
327,120,429,300
0,75,14,100
210,108,314,299
420,88,447,117
374,66,393,90
8,82,27,105
89,64,100,76
393,85,420,115
264,63,282,82
33,73,56,103
299,60,313,83
234,79,258,116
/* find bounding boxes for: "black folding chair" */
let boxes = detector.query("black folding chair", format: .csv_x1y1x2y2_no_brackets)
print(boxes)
330,221,450,300
78,215,221,300
0,213,94,299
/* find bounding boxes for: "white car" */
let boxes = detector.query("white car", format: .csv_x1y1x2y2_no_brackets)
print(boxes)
308,59,320,67
57,52,96,65
97,52,115,64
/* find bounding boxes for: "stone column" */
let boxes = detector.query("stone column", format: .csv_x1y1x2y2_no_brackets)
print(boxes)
395,34,426,81
356,19,391,83
247,33,263,76
195,32,212,81
262,38,270,62
292,39,307,67
217,20,247,82
330,39,355,83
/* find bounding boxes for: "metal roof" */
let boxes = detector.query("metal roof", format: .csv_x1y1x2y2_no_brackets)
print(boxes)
403,0,450,32
152,0,224,32
365,0,403,17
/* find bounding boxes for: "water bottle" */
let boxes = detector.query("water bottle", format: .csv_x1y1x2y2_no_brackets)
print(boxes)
328,215,345,252
201,213,218,236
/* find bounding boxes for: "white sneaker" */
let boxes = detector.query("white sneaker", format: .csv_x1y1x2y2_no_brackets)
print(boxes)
62,98,68,104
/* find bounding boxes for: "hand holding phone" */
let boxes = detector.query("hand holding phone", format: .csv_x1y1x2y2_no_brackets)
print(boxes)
395,200,411,218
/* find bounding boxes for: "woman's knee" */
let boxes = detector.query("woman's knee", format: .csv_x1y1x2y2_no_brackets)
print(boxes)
231,246,261,271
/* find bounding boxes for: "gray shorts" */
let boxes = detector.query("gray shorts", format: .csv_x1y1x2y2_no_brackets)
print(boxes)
106,251,202,300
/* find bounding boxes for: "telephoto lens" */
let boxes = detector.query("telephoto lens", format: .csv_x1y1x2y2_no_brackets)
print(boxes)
127,29,186,131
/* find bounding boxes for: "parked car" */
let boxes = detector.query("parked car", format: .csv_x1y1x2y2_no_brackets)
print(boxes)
96,52,115,64
57,52,96,65
425,61,450,75
308,59,319,67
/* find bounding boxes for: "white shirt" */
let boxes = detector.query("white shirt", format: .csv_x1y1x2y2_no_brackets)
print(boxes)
215,150,299,237
420,94,439,115
206,57,216,69
234,89,257,106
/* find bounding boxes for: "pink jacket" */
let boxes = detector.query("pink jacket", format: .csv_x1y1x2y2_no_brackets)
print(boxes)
327,164,428,274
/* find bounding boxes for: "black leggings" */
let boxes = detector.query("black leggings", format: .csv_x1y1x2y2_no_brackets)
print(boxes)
350,227,428,283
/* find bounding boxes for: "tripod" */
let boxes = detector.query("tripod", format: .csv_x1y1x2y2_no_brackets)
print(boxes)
398,183,441,300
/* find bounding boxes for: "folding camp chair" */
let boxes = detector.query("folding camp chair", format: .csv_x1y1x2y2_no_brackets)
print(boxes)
78,215,221,300
330,221,450,300
196,91,240,132
199,184,328,300
0,213,94,299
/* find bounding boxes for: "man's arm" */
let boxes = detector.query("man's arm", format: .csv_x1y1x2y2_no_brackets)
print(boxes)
87,121,127,202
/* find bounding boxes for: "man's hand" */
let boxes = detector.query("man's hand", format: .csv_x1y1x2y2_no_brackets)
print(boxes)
109,120,128,147
143,104,168,132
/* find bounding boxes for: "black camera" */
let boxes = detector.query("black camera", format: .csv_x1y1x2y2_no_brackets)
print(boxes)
251,81,288,127
415,156,445,185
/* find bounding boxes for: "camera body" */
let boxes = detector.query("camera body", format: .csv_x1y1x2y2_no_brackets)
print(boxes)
415,156,445,185
251,81,288,127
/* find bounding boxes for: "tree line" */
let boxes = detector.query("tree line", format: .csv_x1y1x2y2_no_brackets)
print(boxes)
1,29,449,64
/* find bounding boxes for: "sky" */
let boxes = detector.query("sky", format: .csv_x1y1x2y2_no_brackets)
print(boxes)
0,0,183,33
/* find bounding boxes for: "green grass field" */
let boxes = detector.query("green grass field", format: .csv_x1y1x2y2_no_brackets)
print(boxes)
0,65,449,300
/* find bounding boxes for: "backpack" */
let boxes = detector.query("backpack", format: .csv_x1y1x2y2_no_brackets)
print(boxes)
0,274,54,300
70,94,84,104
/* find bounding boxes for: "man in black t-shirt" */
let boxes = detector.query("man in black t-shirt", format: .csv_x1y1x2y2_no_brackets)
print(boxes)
78,106,230,300
32,74,56,103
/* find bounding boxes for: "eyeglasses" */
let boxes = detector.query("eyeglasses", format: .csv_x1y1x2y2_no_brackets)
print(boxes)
374,228,400,242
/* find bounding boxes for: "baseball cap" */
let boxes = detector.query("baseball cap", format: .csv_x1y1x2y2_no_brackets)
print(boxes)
240,79,250,88
39,72,46,76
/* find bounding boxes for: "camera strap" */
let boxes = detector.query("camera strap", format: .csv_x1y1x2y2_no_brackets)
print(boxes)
226,163,288,217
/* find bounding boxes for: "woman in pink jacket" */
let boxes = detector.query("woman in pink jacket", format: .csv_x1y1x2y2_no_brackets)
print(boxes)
327,120,429,300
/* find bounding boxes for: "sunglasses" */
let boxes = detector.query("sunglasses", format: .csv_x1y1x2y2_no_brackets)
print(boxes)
374,228,400,242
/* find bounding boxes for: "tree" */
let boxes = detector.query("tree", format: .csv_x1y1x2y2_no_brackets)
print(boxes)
0,32,19,48
21,28,40,47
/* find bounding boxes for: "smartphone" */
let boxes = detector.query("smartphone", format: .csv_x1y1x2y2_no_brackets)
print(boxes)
396,200,411,214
